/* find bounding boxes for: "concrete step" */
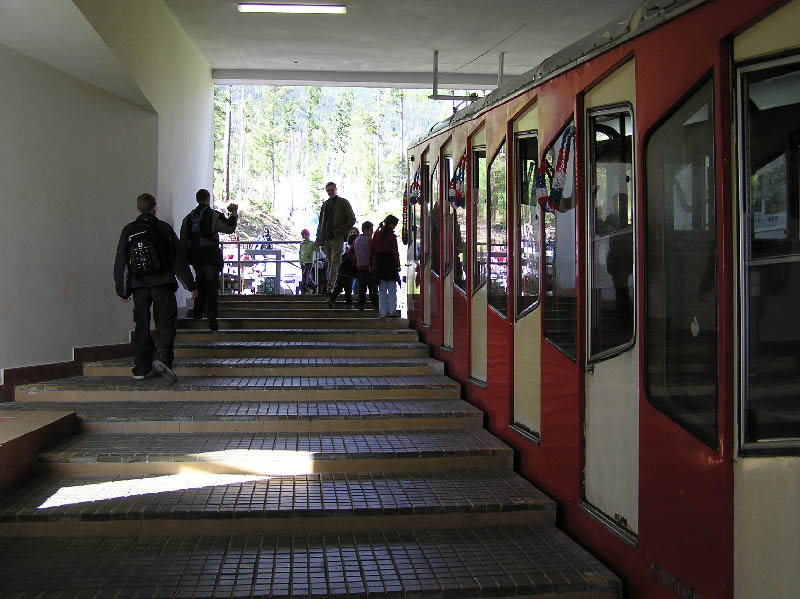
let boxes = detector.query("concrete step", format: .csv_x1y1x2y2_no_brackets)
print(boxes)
172,328,418,343
83,356,443,378
0,528,621,598
218,295,327,303
0,470,555,536
178,316,405,329
16,374,461,403
4,399,481,433
173,340,431,358
36,429,513,475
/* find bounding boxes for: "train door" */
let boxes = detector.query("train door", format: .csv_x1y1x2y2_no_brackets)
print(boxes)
423,157,434,326
470,127,488,381
511,103,541,438
442,150,454,349
582,60,639,534
733,5,800,594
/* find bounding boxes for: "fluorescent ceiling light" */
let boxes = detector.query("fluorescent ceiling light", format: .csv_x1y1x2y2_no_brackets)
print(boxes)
238,3,346,14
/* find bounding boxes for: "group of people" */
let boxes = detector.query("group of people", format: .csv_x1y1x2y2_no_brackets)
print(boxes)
113,188,238,383
113,182,401,384
307,182,401,319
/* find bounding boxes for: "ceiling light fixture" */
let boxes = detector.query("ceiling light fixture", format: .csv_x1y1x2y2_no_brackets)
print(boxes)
237,3,347,14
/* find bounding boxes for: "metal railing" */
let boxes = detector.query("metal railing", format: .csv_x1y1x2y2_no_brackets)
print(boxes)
219,239,323,295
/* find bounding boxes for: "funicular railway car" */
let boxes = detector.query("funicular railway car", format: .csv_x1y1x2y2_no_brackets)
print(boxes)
404,1,800,597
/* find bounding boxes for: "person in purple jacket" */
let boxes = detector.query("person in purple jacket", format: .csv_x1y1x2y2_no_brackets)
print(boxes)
353,221,378,310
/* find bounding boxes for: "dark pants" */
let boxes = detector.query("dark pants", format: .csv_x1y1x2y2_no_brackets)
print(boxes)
192,263,220,318
357,270,378,307
330,273,354,304
132,285,177,375
301,263,315,292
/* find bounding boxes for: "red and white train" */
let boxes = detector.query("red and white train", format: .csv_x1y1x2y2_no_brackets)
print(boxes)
404,1,800,597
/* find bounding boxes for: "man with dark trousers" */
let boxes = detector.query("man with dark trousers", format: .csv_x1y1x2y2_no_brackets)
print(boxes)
114,193,197,384
180,189,238,331
315,182,355,294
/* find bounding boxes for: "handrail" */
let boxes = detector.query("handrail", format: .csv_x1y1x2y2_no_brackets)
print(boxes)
219,239,323,295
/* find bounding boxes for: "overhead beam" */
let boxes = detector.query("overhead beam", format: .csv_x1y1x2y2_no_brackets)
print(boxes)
213,68,499,89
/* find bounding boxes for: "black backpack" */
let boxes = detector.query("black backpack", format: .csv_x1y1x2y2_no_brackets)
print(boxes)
126,222,163,275
189,206,214,249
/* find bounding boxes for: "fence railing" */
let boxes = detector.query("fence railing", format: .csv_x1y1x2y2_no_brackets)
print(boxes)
219,239,322,295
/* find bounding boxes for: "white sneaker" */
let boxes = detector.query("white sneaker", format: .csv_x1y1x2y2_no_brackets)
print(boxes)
152,360,178,384
132,374,147,380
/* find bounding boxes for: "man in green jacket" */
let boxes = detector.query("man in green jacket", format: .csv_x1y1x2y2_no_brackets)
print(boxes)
315,182,355,293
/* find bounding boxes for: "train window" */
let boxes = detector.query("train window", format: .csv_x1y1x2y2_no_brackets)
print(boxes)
588,108,635,360
542,121,577,360
443,156,453,275
516,134,540,317
739,57,800,448
454,153,468,291
488,140,508,315
645,78,717,448
423,161,434,267
430,159,441,275
472,148,488,293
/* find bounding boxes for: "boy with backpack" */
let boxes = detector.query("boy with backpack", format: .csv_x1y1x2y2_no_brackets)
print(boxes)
114,193,197,383
179,189,238,331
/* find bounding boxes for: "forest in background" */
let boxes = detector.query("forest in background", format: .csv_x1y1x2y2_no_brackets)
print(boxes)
212,85,474,240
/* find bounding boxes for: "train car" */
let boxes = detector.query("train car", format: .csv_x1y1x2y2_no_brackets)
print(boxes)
403,0,800,597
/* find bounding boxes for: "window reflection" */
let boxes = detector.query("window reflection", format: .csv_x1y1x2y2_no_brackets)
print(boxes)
488,141,508,315
542,122,577,360
517,135,540,316
473,149,488,292
589,111,635,358
741,59,800,446
645,78,717,447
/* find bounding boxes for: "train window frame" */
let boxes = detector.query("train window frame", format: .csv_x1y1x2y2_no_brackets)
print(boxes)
430,158,441,276
515,131,541,320
737,54,800,454
643,75,718,450
488,138,509,317
472,146,488,294
585,103,637,364
541,118,578,362
424,159,435,268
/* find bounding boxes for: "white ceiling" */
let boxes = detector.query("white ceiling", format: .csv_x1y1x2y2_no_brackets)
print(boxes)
163,0,644,88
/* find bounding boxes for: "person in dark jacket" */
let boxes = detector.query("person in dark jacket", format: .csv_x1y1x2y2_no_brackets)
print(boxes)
315,182,355,294
327,233,359,308
372,214,401,319
114,193,197,383
179,188,238,331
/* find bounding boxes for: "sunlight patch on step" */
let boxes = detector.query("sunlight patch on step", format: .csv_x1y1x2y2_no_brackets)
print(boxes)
38,473,269,509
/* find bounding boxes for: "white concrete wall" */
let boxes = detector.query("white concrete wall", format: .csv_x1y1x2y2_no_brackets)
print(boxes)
0,42,158,370
0,0,212,374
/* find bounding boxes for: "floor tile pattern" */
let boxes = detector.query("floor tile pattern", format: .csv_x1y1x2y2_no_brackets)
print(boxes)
2,400,480,422
0,471,554,522
0,527,620,599
38,430,512,463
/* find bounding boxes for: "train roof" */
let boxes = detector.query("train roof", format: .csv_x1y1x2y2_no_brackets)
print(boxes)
414,0,709,147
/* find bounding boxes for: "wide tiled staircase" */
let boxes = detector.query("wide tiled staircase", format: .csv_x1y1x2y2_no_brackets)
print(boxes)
0,295,620,598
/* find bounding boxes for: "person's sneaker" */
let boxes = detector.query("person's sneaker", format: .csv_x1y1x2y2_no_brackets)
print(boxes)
388,312,401,319
378,313,388,320
152,360,178,384
208,315,219,331
132,373,148,380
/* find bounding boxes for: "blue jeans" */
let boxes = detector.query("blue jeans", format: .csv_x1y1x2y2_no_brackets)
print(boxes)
378,279,397,316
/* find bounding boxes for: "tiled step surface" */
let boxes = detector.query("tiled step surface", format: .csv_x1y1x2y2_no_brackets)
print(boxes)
0,471,555,536
84,356,443,377
173,328,419,342
37,429,513,475
16,375,461,402
2,400,481,433
174,340,431,358
0,527,621,599
197,310,387,320
181,316,402,329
